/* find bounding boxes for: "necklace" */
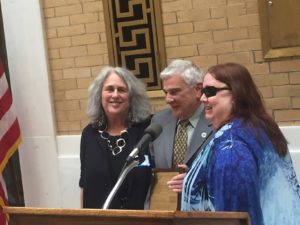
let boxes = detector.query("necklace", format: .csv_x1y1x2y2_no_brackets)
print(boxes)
98,128,128,156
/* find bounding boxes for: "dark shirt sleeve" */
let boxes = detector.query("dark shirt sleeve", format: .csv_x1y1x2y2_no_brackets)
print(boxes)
79,128,86,188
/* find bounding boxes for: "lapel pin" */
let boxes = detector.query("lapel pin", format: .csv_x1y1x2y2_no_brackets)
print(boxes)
201,132,207,138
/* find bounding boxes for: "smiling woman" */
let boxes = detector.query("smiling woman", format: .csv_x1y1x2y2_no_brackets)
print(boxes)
200,73,233,130
79,66,153,209
201,86,231,98
101,72,130,127
182,63,300,225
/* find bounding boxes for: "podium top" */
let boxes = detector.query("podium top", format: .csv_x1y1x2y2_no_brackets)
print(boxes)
4,206,251,225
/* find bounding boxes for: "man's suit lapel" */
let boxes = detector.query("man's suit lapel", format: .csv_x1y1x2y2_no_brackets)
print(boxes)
163,117,177,168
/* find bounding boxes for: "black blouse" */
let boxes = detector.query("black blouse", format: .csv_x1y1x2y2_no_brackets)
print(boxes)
79,118,153,209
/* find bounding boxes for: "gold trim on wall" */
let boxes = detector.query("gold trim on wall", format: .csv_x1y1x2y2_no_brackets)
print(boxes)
258,0,300,59
147,90,165,98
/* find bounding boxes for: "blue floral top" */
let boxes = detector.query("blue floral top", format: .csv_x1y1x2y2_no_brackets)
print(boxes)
181,119,300,225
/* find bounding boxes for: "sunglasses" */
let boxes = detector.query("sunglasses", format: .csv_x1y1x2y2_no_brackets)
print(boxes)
201,86,231,97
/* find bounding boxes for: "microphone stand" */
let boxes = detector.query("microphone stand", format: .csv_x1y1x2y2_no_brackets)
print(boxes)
102,157,140,209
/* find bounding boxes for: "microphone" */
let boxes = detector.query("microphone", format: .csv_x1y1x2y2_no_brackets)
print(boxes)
126,123,162,163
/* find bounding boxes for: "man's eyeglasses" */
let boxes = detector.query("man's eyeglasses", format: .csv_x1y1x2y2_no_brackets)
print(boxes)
201,86,231,98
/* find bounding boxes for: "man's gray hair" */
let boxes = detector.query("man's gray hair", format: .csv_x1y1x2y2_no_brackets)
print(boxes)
87,66,152,126
160,59,203,87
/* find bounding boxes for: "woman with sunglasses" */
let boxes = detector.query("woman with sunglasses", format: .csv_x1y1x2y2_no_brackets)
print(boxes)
79,66,153,209
180,63,300,225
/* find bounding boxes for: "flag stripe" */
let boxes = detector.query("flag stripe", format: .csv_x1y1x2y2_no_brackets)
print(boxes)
0,69,13,120
0,120,21,173
0,69,8,96
0,89,12,120
0,105,17,140
0,61,20,225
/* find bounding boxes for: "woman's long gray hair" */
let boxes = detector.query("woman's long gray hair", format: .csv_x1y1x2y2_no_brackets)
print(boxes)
87,66,152,126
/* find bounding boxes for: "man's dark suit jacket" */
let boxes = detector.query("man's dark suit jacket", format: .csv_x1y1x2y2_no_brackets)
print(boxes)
150,106,214,168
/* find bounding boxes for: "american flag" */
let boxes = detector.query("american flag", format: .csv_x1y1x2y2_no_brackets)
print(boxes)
0,61,21,224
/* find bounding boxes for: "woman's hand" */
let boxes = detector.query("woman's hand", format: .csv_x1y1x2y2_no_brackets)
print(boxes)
167,164,188,193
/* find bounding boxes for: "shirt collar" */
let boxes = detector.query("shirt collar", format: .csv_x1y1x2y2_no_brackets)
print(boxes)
177,104,204,128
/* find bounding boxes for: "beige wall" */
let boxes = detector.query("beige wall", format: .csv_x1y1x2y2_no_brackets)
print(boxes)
43,0,300,134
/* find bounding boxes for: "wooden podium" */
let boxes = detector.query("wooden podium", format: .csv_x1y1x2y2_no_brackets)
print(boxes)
149,169,181,210
4,206,251,225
